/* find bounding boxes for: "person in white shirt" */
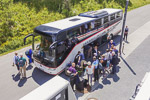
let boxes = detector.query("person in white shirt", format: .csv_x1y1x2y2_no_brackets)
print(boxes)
13,52,20,71
86,61,94,86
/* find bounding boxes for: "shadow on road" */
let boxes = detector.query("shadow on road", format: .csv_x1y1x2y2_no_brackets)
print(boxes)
32,68,54,85
26,65,33,71
110,73,120,82
18,76,32,87
94,83,104,91
120,56,136,75
12,73,20,82
102,78,111,85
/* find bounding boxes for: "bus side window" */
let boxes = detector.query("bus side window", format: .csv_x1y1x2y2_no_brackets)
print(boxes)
87,23,91,31
104,16,108,24
110,14,115,21
91,21,95,29
80,25,85,34
95,19,101,28
67,27,80,38
116,12,120,18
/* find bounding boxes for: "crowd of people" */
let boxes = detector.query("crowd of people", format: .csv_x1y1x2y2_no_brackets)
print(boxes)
66,39,120,91
12,48,33,79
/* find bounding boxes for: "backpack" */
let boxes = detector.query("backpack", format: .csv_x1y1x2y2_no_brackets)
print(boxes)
19,58,24,67
15,56,19,64
25,50,29,56
74,54,80,64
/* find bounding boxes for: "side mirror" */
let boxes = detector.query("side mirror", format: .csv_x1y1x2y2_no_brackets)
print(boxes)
24,34,35,50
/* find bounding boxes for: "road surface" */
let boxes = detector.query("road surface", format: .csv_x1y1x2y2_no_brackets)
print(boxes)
0,4,150,100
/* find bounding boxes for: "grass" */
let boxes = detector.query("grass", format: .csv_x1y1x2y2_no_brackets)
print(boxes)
0,41,39,56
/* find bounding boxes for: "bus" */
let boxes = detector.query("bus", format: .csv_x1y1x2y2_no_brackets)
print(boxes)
24,8,123,75
20,76,77,100
130,72,150,100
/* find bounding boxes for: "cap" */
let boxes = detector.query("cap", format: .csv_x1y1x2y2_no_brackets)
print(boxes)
20,53,23,56
87,61,91,65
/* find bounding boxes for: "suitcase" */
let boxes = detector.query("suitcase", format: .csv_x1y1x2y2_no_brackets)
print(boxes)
76,81,84,91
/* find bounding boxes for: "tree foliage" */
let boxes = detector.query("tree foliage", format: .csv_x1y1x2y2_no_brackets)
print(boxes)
0,0,150,54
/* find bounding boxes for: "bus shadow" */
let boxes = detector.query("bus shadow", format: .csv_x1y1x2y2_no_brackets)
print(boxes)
31,68,69,85
31,68,54,85
99,35,121,53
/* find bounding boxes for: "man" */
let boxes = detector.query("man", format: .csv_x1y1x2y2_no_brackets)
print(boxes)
108,40,116,49
113,46,119,57
80,52,86,68
92,56,99,82
111,52,118,74
86,61,94,86
93,45,98,57
18,53,27,78
74,51,81,66
124,26,129,41
13,52,20,71
105,49,112,68
68,63,80,90
27,48,33,64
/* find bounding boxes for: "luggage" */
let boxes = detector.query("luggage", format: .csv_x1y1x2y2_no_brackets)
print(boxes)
83,79,88,87
25,50,29,56
76,81,84,91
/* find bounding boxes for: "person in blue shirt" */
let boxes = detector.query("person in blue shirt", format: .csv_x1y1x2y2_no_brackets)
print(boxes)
113,47,119,57
26,48,33,64
124,26,129,41
108,40,116,49
92,56,99,81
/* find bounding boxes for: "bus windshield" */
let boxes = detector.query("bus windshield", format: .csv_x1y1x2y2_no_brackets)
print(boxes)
40,36,52,52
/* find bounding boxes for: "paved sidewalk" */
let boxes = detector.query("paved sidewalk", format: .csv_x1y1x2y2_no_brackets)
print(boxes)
77,21,150,100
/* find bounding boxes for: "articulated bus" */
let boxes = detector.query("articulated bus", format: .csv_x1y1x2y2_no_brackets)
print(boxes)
24,8,123,75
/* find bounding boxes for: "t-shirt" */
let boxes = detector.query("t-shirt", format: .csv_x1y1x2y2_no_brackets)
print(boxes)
80,53,85,60
86,66,94,74
19,57,26,67
68,66,77,74
109,42,116,48
125,28,129,32
92,59,99,69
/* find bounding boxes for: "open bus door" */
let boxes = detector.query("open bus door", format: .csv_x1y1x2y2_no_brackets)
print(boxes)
24,34,35,50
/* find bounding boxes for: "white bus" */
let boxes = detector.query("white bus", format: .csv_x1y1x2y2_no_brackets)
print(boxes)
24,8,123,75
131,72,150,100
20,76,77,100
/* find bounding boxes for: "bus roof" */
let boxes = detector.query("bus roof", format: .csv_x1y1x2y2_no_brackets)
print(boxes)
20,76,69,100
134,72,150,100
34,8,122,35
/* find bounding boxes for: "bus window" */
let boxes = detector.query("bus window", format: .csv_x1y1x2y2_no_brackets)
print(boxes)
110,14,115,21
95,19,101,28
80,25,85,34
91,21,95,29
57,32,67,41
104,16,108,24
116,12,120,18
67,27,80,38
51,87,68,100
87,23,91,31
40,36,52,52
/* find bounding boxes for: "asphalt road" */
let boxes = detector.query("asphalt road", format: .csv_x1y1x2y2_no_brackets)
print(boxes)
86,33,150,100
0,4,150,100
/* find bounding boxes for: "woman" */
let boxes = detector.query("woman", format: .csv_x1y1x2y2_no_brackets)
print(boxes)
86,61,94,86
